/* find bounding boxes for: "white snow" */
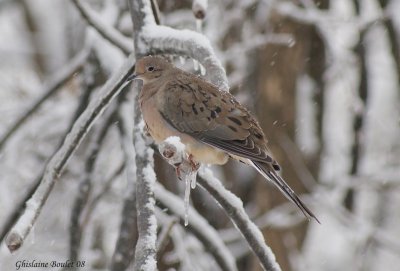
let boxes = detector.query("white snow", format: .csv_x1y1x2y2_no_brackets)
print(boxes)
154,182,238,271
140,23,229,91
198,167,281,271
164,136,186,154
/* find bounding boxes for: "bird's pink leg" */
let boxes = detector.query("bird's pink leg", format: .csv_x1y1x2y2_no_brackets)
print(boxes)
188,154,200,171
174,162,182,180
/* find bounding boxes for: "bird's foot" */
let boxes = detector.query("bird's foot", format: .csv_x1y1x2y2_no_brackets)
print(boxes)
188,154,200,171
174,162,183,180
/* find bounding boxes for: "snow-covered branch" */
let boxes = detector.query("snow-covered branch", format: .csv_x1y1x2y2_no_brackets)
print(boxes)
157,138,281,271
5,53,136,252
154,182,238,271
69,101,118,263
198,168,281,271
128,1,158,270
0,45,90,151
143,25,228,91
110,95,139,271
72,0,132,55
129,0,228,91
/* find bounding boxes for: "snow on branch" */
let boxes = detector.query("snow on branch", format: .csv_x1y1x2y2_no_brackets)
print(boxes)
157,138,280,271
69,102,119,263
72,0,132,55
128,1,158,269
143,25,228,91
154,182,238,271
129,0,228,91
192,0,208,19
133,143,157,271
0,45,91,151
5,53,136,252
110,95,139,271
198,168,282,271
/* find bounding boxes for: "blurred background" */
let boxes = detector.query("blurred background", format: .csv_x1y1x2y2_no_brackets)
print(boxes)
1,0,400,270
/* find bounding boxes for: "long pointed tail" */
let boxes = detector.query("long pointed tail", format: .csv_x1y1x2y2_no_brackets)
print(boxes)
252,161,320,223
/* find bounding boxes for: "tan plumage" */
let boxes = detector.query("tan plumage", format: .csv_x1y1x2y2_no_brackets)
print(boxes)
129,56,319,222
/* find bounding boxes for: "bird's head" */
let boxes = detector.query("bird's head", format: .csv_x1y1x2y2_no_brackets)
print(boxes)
128,56,172,83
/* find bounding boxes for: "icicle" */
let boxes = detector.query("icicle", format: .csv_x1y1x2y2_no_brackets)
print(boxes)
199,64,206,76
193,59,199,71
184,176,191,226
190,172,197,189
196,19,203,33
179,56,186,65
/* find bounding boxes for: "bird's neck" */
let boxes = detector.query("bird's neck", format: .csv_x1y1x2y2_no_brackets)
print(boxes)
139,79,163,105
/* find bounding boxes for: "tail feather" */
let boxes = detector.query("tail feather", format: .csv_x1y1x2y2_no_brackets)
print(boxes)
252,161,320,223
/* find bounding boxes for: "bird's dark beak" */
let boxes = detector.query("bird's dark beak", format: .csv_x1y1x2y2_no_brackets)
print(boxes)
127,74,137,81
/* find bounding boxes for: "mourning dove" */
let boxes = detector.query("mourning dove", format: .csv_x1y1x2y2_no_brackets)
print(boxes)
128,56,319,222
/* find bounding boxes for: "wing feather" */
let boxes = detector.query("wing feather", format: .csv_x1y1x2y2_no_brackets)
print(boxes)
159,71,279,167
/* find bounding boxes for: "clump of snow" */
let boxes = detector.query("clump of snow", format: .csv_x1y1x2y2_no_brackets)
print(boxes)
192,0,208,19
140,23,229,91
164,136,186,154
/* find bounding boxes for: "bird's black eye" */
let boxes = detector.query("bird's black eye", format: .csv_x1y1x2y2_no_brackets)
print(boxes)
147,66,155,72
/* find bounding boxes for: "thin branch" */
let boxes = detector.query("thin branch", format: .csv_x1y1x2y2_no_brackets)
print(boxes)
81,161,125,228
5,53,136,252
154,182,238,271
69,103,119,263
198,168,282,271
72,0,132,55
150,0,161,25
0,73,93,244
156,217,178,259
0,45,91,151
110,93,139,271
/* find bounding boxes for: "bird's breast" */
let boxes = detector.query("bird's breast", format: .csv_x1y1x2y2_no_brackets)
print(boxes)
141,97,228,165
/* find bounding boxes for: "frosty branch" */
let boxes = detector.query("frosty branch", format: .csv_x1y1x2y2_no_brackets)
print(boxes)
158,139,281,271
110,95,139,271
5,53,136,252
154,182,238,271
0,45,91,151
129,0,158,269
130,0,228,91
72,0,132,55
69,101,119,263
197,169,282,271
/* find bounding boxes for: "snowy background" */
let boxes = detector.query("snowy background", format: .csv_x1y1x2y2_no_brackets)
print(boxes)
1,0,400,270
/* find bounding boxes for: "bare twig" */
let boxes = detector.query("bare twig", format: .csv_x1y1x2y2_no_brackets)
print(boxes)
156,216,178,259
150,0,161,25
0,46,91,151
5,53,136,252
72,0,132,55
81,162,125,228
154,182,238,271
